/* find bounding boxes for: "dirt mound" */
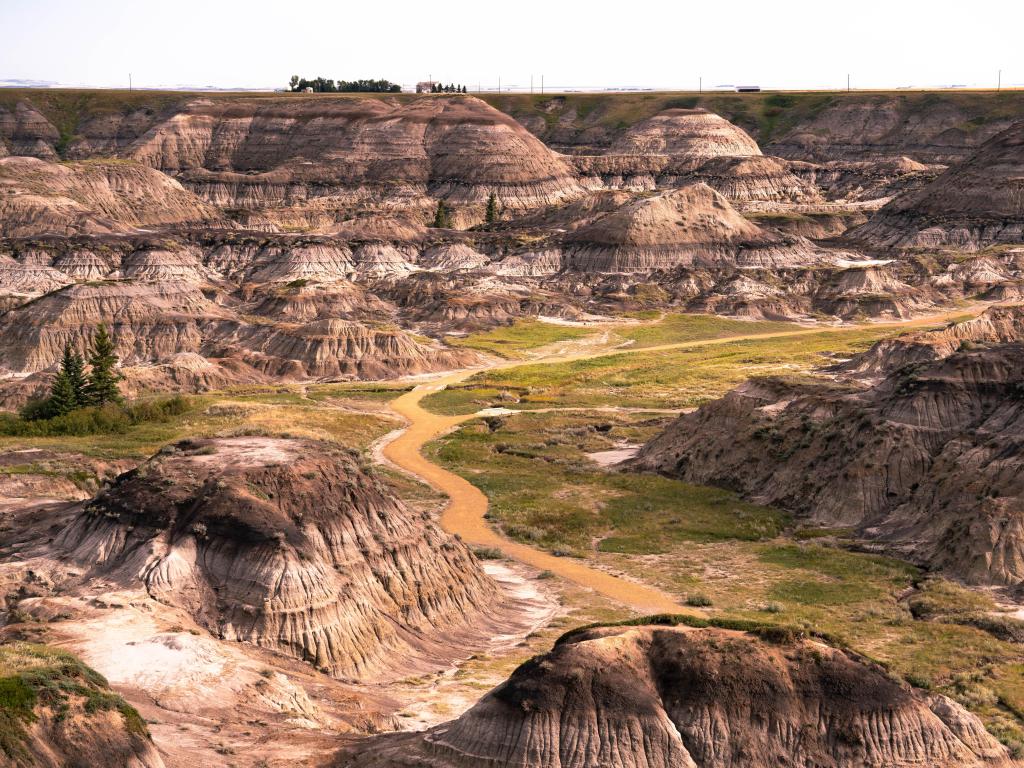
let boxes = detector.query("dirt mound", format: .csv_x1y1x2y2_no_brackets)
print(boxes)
610,108,762,162
563,183,816,272
690,155,820,204
854,122,1024,249
55,436,505,680
0,156,222,237
229,317,480,379
631,339,1024,586
338,623,1011,767
244,243,356,284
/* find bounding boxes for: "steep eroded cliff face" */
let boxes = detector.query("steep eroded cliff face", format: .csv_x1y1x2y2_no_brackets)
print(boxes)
631,314,1024,587
123,95,583,213
0,156,223,237
853,121,1024,249
338,624,1012,768
55,437,505,680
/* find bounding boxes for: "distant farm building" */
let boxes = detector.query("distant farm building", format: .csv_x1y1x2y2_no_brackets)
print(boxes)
736,85,761,93
416,81,437,93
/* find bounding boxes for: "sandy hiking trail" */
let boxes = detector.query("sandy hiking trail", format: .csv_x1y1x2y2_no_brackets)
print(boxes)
382,306,986,614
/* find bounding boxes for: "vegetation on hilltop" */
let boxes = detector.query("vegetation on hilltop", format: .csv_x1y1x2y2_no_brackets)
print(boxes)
287,76,401,93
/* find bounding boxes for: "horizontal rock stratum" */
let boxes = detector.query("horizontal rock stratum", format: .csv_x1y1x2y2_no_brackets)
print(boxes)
56,436,505,680
338,623,1013,767
630,307,1024,587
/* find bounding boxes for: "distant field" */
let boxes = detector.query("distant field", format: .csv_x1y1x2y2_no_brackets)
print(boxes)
448,314,799,359
446,319,595,358
617,313,796,348
422,325,901,415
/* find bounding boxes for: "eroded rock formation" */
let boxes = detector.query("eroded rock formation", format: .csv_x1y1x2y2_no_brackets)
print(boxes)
338,624,1012,767
0,156,222,237
631,309,1024,586
562,184,818,272
853,121,1024,249
55,437,504,680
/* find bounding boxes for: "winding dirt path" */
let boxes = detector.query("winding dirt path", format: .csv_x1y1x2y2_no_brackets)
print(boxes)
382,307,985,614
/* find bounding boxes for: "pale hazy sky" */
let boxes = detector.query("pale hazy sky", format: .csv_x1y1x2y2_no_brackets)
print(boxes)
1,0,1020,91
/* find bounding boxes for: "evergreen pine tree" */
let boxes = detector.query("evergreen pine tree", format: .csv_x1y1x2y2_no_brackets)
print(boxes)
432,200,452,228
47,369,79,418
84,324,123,406
60,343,88,405
485,192,499,224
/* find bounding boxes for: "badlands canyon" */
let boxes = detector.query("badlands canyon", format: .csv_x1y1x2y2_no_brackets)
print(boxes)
1,86,1024,767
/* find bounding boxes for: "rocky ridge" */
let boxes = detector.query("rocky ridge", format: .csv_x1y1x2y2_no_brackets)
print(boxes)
338,623,1012,768
630,307,1024,587
853,122,1024,249
55,436,506,680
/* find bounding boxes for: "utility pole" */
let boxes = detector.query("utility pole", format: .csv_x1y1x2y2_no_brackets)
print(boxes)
699,76,702,94
498,76,501,93
129,73,132,92
847,73,850,92
998,69,1002,90
531,74,534,94
541,74,544,94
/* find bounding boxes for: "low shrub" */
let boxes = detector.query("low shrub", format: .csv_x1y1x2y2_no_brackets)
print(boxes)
0,396,192,437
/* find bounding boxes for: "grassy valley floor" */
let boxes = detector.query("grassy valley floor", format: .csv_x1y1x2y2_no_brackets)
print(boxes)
418,313,1024,755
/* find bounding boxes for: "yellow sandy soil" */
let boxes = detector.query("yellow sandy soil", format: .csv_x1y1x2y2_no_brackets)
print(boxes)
383,307,986,614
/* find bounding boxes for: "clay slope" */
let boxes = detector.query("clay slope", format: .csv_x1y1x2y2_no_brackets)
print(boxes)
227,318,479,379
631,338,1024,586
609,108,762,163
126,95,583,211
55,437,502,680
562,183,818,272
0,156,222,237
854,122,1024,249
338,624,1011,768
0,281,231,373
0,277,479,392
0,642,164,768
689,155,820,205
841,304,1024,376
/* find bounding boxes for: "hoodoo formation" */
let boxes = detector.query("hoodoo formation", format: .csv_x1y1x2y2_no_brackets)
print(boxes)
56,437,503,679
339,624,1013,768
2,74,1024,768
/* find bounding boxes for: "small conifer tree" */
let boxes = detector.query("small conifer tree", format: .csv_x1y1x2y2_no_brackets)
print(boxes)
485,192,499,224
432,200,453,228
84,324,123,406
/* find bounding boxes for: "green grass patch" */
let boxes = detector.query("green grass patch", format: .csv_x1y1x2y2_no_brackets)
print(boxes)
427,411,786,556
423,326,902,416
617,314,795,349
447,319,596,359
0,390,395,460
